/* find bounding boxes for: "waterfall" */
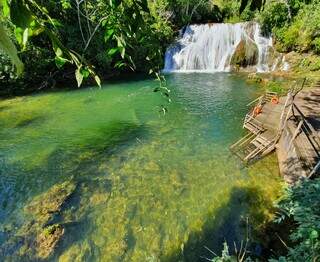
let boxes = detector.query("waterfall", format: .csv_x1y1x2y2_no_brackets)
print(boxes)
163,22,274,73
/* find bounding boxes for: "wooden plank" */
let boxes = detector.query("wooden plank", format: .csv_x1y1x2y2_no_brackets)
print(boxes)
244,147,261,161
309,160,320,178
230,132,256,150
288,120,303,148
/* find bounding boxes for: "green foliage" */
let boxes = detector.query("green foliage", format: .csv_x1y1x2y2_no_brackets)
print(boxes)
0,0,180,90
258,0,320,53
238,0,266,14
151,0,224,26
0,23,24,75
266,81,285,94
312,37,320,54
0,52,16,81
2,0,320,91
295,56,317,73
210,242,235,262
210,179,320,261
43,224,60,237
257,1,289,35
0,0,24,75
275,179,320,261
0,0,104,87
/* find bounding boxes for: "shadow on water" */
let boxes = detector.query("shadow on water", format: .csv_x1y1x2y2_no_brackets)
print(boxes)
0,120,150,260
50,177,113,261
5,120,148,197
13,115,47,128
161,185,276,262
73,120,149,156
0,104,11,112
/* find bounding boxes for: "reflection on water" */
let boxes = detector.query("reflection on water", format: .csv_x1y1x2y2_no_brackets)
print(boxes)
0,73,281,261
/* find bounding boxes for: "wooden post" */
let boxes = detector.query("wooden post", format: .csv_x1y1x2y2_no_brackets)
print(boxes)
277,92,292,134
288,120,303,148
309,160,320,178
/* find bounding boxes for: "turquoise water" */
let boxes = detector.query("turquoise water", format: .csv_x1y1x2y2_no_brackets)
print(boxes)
0,73,281,261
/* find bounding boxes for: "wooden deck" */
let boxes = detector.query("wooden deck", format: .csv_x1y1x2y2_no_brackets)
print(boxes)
254,97,287,132
231,80,320,180
277,83,320,182
231,91,287,163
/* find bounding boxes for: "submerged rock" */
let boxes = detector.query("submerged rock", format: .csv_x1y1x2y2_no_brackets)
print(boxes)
231,39,259,68
36,224,65,259
25,180,76,224
1,180,77,260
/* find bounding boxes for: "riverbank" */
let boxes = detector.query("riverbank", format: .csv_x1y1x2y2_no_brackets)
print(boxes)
277,82,320,183
0,70,153,98
231,74,320,182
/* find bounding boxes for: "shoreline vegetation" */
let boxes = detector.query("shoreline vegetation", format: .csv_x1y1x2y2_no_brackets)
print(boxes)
0,0,320,261
1,0,320,94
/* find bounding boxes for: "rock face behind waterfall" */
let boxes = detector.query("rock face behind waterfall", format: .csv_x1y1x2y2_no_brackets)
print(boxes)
230,39,258,68
163,22,288,73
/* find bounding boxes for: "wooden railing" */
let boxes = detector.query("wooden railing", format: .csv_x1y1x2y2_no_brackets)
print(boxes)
278,101,320,178
243,114,265,132
230,132,256,151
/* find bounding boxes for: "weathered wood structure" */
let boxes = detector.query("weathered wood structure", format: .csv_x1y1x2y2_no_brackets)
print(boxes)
231,80,320,181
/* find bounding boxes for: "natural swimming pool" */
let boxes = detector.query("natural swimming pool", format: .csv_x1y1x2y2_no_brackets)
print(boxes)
0,73,282,261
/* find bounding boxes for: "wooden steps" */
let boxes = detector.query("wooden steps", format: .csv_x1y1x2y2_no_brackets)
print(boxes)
231,80,320,178
243,114,265,134
230,131,276,163
230,90,287,164
262,91,277,104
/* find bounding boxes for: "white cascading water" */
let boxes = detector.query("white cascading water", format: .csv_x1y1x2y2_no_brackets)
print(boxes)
163,22,274,73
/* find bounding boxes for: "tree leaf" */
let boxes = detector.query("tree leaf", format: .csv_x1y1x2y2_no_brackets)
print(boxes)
120,46,125,58
55,56,67,68
136,0,149,13
239,0,249,14
107,48,118,56
0,0,10,17
310,230,318,239
114,61,126,68
75,67,83,87
14,27,23,45
22,28,29,48
0,23,24,75
80,68,90,78
10,0,33,29
105,28,114,41
94,75,101,87
50,19,63,28
109,0,121,7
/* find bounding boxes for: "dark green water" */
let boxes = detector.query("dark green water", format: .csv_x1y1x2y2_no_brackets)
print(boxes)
0,73,281,261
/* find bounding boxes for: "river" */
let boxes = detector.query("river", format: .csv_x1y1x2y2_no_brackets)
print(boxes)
0,73,281,261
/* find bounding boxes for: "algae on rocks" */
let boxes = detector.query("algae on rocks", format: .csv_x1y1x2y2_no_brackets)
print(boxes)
0,180,77,260
25,180,76,224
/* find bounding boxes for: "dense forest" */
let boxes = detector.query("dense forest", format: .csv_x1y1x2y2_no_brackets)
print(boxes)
1,0,320,94
1,0,320,261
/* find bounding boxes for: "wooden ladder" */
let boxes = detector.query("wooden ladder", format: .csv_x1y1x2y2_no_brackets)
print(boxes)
243,134,275,162
230,132,276,163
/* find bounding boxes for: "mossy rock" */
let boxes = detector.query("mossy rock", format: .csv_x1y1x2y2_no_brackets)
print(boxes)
1,180,77,260
36,224,65,259
25,180,76,224
247,73,263,84
231,39,259,67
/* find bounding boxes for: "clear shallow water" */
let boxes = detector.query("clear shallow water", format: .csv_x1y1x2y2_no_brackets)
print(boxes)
0,73,281,261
